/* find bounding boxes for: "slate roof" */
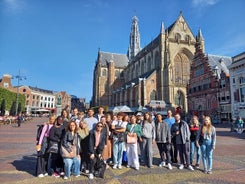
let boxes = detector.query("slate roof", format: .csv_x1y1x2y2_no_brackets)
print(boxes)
207,54,232,76
29,86,54,94
98,51,129,68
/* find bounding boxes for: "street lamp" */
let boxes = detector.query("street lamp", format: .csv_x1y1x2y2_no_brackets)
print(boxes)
13,70,26,116
213,65,220,123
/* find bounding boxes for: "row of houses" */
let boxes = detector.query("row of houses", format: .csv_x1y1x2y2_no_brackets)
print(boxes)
0,74,86,115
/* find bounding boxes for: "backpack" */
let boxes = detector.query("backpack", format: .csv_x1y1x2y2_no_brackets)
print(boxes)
36,124,48,141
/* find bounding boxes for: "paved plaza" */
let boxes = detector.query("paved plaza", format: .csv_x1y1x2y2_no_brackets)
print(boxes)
0,117,244,184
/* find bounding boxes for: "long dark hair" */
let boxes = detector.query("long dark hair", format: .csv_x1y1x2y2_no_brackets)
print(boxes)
144,112,152,123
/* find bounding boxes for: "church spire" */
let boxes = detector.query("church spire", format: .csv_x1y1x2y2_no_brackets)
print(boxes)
196,28,205,53
127,16,141,62
160,21,165,34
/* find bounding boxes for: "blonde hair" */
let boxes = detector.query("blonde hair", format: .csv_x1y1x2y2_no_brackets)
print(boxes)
202,116,212,134
190,115,199,126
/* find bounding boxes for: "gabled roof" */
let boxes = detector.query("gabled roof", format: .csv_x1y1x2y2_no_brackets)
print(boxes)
207,54,232,76
125,69,155,86
98,51,129,68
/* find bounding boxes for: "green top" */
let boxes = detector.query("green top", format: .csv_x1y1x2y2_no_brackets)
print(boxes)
125,123,142,138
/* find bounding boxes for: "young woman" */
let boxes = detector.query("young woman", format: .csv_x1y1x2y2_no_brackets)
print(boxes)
88,122,107,179
141,112,155,168
155,113,172,170
47,116,65,177
61,109,70,129
189,115,201,168
36,115,56,177
125,115,142,170
62,121,81,180
77,120,90,173
100,116,112,168
111,112,127,169
196,116,216,174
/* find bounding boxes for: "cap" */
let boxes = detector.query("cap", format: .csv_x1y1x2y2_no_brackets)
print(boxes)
136,112,142,116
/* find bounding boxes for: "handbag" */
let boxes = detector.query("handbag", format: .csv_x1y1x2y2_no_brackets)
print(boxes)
61,145,76,158
127,134,137,144
117,132,126,142
47,141,58,153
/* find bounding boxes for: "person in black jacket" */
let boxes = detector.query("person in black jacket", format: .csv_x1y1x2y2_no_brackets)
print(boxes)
47,116,65,177
88,122,107,179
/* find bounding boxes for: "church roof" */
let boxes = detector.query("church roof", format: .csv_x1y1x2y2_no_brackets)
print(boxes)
98,51,129,68
207,54,232,76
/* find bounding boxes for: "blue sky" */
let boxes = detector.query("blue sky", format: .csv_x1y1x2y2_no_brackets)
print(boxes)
0,0,244,102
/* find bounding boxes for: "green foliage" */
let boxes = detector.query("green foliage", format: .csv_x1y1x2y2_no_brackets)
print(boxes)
0,88,26,114
0,99,5,116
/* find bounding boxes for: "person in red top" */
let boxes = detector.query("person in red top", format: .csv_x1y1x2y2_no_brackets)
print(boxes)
189,115,201,168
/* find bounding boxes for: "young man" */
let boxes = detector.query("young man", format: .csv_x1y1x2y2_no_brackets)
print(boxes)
164,110,176,163
171,113,194,171
84,109,98,131
94,106,105,122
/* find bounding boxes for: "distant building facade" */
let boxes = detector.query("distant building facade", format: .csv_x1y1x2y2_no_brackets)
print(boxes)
71,95,86,112
92,12,197,112
229,52,245,119
187,33,232,123
0,74,72,115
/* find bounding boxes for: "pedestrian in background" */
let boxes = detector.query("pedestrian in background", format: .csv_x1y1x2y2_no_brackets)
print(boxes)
17,113,23,127
236,116,244,134
196,116,216,174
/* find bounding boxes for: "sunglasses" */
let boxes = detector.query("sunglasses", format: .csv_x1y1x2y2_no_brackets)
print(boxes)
97,125,103,128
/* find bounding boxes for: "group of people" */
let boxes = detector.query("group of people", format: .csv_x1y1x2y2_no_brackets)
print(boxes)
35,106,217,180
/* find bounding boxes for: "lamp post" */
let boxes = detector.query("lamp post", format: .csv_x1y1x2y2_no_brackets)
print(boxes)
13,70,26,116
213,66,220,123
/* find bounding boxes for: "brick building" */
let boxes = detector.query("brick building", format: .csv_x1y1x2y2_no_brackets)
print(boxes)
187,30,232,123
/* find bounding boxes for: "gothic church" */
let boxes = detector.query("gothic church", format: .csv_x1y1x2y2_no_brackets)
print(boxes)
92,12,199,113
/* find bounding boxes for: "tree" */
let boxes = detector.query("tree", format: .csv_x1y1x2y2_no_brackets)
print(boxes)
10,101,16,116
0,99,5,116
17,102,22,114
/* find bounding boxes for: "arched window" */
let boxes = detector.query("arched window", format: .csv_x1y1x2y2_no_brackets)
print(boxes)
173,53,190,84
147,56,151,71
102,69,107,77
150,90,157,100
154,52,160,69
141,60,144,74
175,33,181,43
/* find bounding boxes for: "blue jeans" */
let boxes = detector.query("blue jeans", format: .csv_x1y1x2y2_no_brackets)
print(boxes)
190,141,201,165
113,140,124,166
63,157,81,177
201,139,213,171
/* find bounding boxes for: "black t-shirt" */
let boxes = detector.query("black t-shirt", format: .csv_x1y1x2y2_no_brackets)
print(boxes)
175,123,183,145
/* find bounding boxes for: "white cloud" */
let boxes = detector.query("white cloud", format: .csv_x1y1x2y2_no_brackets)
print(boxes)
192,0,219,6
209,33,245,56
3,0,26,13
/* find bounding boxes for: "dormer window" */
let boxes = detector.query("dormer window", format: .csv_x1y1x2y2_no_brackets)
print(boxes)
175,33,181,43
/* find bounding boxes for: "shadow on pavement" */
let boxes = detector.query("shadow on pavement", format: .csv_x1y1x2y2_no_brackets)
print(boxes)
11,154,37,176
216,130,245,139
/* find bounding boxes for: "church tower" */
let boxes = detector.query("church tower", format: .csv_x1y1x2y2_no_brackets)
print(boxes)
127,16,141,62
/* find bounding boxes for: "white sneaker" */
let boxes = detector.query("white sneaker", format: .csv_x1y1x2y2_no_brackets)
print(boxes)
63,176,68,180
159,161,166,167
113,164,117,169
118,165,122,169
37,174,44,178
85,170,89,174
89,173,94,179
179,164,184,170
168,163,173,170
188,165,194,171
44,173,48,176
